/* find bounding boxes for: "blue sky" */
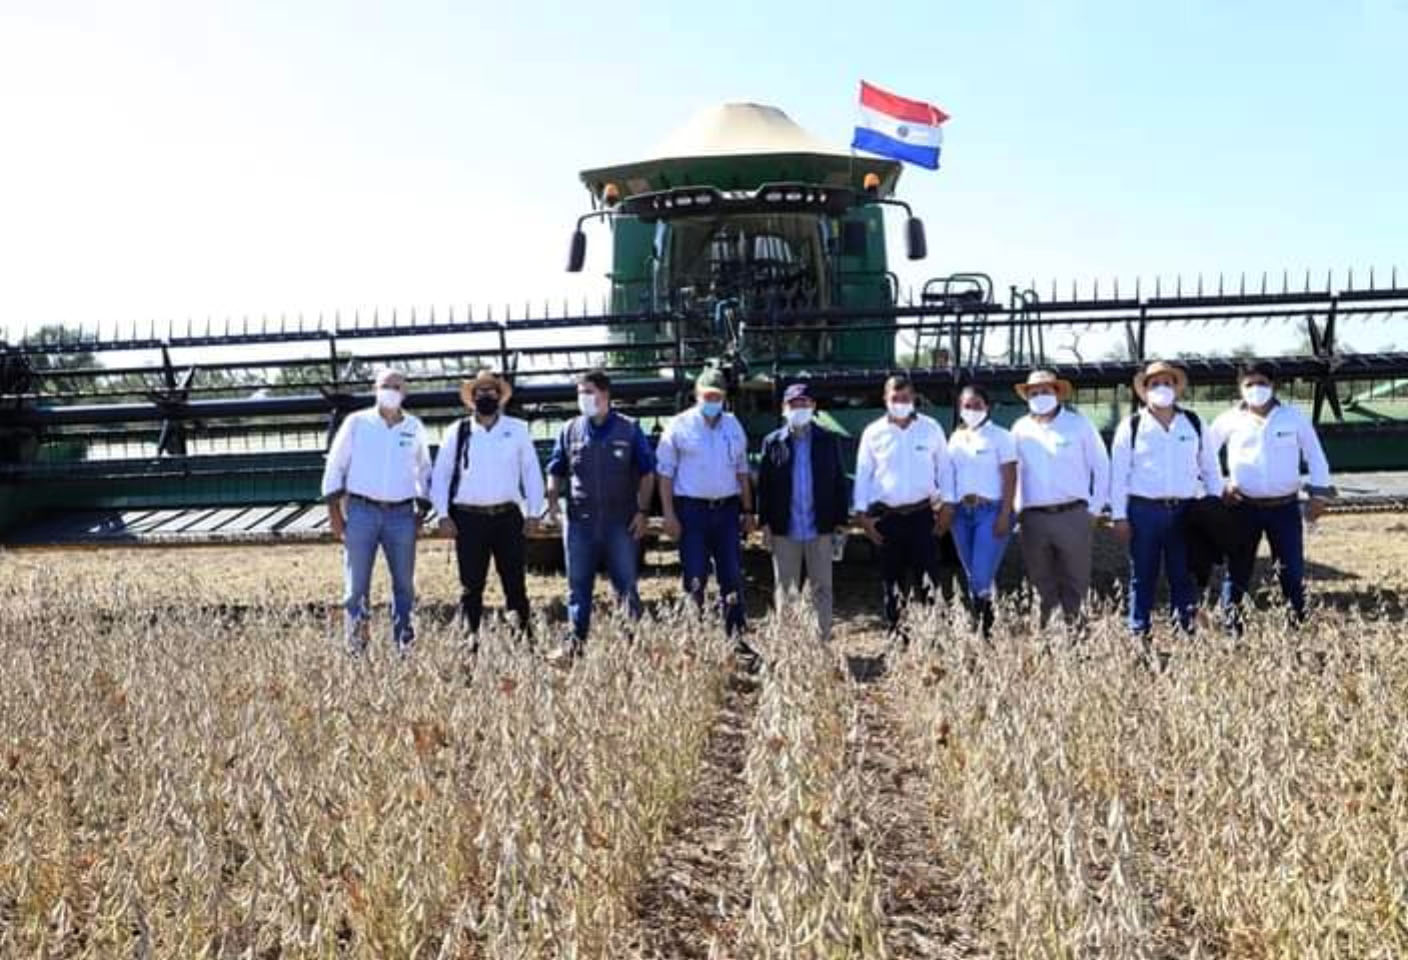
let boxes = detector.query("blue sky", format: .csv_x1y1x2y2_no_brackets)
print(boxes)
1,0,1404,355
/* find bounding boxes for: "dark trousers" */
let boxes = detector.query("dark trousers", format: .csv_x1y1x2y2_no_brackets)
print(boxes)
677,498,745,635
1126,498,1196,636
1222,500,1306,622
452,505,530,634
876,509,945,628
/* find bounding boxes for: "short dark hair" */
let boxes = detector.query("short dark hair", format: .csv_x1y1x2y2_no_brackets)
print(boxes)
1237,360,1278,384
884,373,913,394
959,383,991,406
578,370,611,392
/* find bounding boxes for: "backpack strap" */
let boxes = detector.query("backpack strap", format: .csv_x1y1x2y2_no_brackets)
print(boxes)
447,416,474,507
1131,406,1202,448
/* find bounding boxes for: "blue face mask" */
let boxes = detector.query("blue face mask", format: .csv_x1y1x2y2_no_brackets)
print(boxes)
700,399,724,418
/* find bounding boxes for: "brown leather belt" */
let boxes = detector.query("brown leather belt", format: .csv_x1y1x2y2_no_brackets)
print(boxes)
1237,494,1299,508
1023,499,1087,515
959,494,997,507
348,493,415,508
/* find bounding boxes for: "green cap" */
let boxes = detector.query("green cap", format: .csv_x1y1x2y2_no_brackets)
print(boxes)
696,369,727,392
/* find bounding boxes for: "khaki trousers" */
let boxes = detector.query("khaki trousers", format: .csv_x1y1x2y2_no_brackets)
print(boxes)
1018,507,1093,626
771,535,834,642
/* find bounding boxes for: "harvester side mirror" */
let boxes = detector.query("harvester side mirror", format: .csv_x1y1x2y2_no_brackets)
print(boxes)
567,230,588,273
840,220,869,258
905,217,927,261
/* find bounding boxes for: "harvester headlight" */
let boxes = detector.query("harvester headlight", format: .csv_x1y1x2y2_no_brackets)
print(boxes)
602,182,621,206
863,172,881,193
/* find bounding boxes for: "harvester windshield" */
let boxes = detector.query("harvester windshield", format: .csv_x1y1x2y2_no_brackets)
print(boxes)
661,212,829,314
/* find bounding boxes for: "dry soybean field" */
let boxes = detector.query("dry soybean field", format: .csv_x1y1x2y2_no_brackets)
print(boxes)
2,514,1407,958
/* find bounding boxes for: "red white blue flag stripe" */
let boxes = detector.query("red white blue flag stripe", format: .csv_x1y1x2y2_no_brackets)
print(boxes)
851,81,949,170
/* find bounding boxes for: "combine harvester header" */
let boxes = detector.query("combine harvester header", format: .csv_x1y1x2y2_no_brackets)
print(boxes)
3,103,1407,545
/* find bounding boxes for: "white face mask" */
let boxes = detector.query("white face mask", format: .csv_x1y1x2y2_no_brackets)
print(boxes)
785,407,814,429
376,387,404,411
1242,384,1273,408
1027,393,1058,416
1147,385,1177,409
577,392,601,417
887,401,914,420
959,408,988,428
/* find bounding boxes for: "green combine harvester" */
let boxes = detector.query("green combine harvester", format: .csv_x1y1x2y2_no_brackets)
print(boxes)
2,102,1407,545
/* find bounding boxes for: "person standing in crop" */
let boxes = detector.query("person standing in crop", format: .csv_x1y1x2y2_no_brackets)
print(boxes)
942,384,1018,637
851,374,954,640
656,369,758,663
543,370,656,657
431,370,544,639
1010,369,1110,628
755,382,849,643
321,367,432,655
1109,361,1223,641
1210,360,1334,627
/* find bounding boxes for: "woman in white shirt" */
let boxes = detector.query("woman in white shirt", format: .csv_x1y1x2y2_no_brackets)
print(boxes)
943,385,1018,635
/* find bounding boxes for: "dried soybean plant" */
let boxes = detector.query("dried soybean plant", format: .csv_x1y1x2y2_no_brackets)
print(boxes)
895,597,1408,959
0,568,729,958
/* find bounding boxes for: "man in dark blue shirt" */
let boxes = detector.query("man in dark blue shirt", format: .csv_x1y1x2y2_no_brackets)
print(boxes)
755,382,850,642
545,370,656,655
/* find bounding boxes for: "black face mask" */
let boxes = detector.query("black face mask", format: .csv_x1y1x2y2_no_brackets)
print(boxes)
474,394,500,416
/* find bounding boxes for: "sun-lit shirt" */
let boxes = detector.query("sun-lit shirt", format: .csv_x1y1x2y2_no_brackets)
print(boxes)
429,414,545,517
1108,408,1223,520
1209,401,1333,499
851,413,952,512
945,420,1018,502
321,407,432,502
1011,407,1110,514
655,406,749,499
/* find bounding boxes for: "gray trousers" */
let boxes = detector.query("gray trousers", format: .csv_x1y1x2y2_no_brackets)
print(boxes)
1018,507,1093,626
771,534,834,642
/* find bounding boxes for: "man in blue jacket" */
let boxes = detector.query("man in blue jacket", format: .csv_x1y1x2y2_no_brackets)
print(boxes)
545,370,656,656
755,382,850,642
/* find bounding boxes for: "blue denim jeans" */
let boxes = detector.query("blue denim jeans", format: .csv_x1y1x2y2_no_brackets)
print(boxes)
677,498,745,635
343,497,417,650
950,501,1011,602
1221,500,1306,621
565,518,642,641
1126,498,1195,635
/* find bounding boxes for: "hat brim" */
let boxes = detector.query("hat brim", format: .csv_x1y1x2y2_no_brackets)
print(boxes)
460,374,513,409
1015,379,1073,401
1132,366,1188,401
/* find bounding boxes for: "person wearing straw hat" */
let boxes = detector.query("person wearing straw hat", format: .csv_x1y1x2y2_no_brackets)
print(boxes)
656,368,757,661
430,369,544,639
1209,359,1334,628
321,367,433,655
1109,360,1223,641
1011,369,1111,627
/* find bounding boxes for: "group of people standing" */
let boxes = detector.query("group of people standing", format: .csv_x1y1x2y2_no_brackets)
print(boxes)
319,358,1331,659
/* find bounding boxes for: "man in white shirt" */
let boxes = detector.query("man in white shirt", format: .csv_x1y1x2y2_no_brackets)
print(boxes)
1209,360,1333,625
431,370,544,638
1011,369,1110,627
321,367,432,654
851,374,954,637
1109,361,1223,638
657,368,756,650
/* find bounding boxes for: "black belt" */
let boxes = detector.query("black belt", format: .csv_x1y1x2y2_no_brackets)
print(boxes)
349,493,414,508
959,494,997,507
676,495,740,509
1237,494,1299,508
1129,495,1192,508
1023,499,1087,515
453,502,520,516
870,498,933,517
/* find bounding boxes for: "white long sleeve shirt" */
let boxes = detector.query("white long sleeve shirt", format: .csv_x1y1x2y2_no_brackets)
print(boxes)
1011,407,1110,515
851,413,952,513
655,407,749,500
430,415,545,517
320,407,432,503
1209,401,1333,499
1108,409,1224,520
945,421,1018,502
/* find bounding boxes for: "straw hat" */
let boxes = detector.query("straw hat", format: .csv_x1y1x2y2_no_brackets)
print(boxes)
1014,369,1074,401
1131,361,1189,401
459,369,513,408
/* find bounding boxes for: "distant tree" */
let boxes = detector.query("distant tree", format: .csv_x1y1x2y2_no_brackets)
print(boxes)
16,325,97,401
